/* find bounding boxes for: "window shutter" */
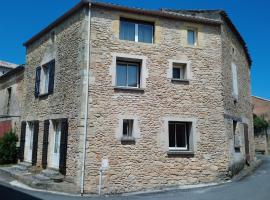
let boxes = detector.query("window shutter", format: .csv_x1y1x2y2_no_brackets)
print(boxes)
35,66,41,97
48,60,55,94
42,120,50,169
31,121,39,166
59,118,68,175
19,121,26,162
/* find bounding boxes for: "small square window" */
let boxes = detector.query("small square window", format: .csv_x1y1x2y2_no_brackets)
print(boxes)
116,61,140,88
169,122,190,151
122,119,134,137
172,63,187,80
187,29,197,46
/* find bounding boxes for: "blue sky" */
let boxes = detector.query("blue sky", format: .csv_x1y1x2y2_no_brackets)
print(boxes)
0,0,269,99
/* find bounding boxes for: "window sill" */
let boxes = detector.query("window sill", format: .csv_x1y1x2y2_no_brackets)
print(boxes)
167,150,194,155
38,93,49,98
183,45,202,50
121,136,136,145
114,87,145,92
171,78,190,83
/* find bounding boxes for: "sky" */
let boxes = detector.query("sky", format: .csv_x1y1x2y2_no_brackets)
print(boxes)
0,0,269,99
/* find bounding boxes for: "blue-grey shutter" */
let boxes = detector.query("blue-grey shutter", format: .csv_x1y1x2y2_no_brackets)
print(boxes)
59,118,68,175
32,121,39,166
35,66,41,97
42,120,50,169
48,60,55,94
19,121,26,162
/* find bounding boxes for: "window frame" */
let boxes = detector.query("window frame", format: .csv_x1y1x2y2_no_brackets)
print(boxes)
172,63,187,80
122,119,134,137
119,18,154,44
168,60,192,82
116,60,141,88
187,28,198,47
168,121,189,151
39,63,50,95
231,62,239,99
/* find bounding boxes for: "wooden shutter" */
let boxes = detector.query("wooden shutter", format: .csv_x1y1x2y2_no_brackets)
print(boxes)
48,60,55,94
35,66,41,97
59,118,68,175
42,120,50,169
31,121,39,166
19,121,26,162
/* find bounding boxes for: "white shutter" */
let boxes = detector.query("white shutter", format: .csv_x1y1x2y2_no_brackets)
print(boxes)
231,63,238,98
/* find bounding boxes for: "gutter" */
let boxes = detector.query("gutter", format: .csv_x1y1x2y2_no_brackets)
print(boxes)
80,2,91,196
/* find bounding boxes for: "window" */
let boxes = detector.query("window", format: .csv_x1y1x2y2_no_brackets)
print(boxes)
6,87,11,114
233,120,240,152
122,119,134,137
187,29,197,46
120,18,154,43
116,61,140,88
169,122,190,151
53,121,61,154
231,63,238,99
172,63,187,80
35,59,55,97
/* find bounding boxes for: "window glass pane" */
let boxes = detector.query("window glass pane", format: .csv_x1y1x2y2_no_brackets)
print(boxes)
173,68,181,79
128,65,138,87
169,123,175,147
123,119,133,136
116,64,127,86
120,20,135,41
188,30,195,45
54,122,61,153
138,24,153,43
176,123,187,148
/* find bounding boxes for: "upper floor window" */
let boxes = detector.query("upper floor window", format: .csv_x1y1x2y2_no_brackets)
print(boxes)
187,29,197,46
116,61,140,88
231,62,238,99
35,60,55,97
122,119,134,137
172,63,187,80
120,18,154,43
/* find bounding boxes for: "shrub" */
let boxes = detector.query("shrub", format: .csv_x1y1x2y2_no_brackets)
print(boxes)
0,130,18,165
254,114,269,136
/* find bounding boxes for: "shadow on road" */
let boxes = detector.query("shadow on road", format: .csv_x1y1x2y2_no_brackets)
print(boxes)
0,184,42,200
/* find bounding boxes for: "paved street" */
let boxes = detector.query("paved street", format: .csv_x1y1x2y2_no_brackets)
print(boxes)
0,155,270,200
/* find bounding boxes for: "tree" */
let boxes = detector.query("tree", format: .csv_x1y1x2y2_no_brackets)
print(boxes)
0,130,18,164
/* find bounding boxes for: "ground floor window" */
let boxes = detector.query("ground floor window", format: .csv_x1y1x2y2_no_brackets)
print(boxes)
169,121,191,151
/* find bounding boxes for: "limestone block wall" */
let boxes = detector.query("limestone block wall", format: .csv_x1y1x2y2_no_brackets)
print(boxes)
84,7,229,194
22,8,88,186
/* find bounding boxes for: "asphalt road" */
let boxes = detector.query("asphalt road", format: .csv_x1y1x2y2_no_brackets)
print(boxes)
0,155,270,200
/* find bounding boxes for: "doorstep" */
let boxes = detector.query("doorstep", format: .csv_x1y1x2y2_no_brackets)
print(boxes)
0,163,79,194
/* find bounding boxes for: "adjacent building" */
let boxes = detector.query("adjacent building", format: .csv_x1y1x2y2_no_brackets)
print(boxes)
253,96,270,154
0,60,18,76
17,1,254,194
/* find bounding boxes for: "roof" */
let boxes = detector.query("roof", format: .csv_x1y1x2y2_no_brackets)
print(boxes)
23,1,251,66
0,65,24,81
253,96,270,103
0,60,18,69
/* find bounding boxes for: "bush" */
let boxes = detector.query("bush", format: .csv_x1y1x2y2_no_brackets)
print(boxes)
254,114,269,136
0,130,18,165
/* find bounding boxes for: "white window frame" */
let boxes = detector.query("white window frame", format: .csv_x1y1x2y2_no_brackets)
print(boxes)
120,18,154,43
110,53,148,89
231,62,239,99
116,61,140,88
187,28,198,46
168,59,192,81
40,64,49,95
168,122,188,151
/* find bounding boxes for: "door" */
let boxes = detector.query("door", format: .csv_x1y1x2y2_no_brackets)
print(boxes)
243,123,250,164
51,122,61,168
24,122,33,163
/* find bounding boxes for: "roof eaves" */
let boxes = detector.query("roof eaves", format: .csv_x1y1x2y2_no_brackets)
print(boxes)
0,65,25,81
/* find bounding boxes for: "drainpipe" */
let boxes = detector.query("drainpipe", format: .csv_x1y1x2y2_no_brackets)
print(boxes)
81,3,91,196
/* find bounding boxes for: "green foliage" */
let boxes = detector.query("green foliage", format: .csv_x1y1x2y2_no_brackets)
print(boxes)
253,114,269,135
0,130,18,165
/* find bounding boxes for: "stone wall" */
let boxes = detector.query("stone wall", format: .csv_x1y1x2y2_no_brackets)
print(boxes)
84,7,230,194
221,21,254,169
254,134,268,154
23,7,89,186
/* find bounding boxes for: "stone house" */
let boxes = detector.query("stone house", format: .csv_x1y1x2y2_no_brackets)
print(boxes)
0,60,18,77
253,96,270,154
0,65,24,137
18,1,254,194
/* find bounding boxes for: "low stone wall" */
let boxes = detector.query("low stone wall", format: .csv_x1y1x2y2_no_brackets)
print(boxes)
254,134,268,154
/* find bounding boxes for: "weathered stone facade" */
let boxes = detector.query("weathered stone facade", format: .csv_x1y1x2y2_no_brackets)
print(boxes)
0,65,24,137
20,1,254,195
